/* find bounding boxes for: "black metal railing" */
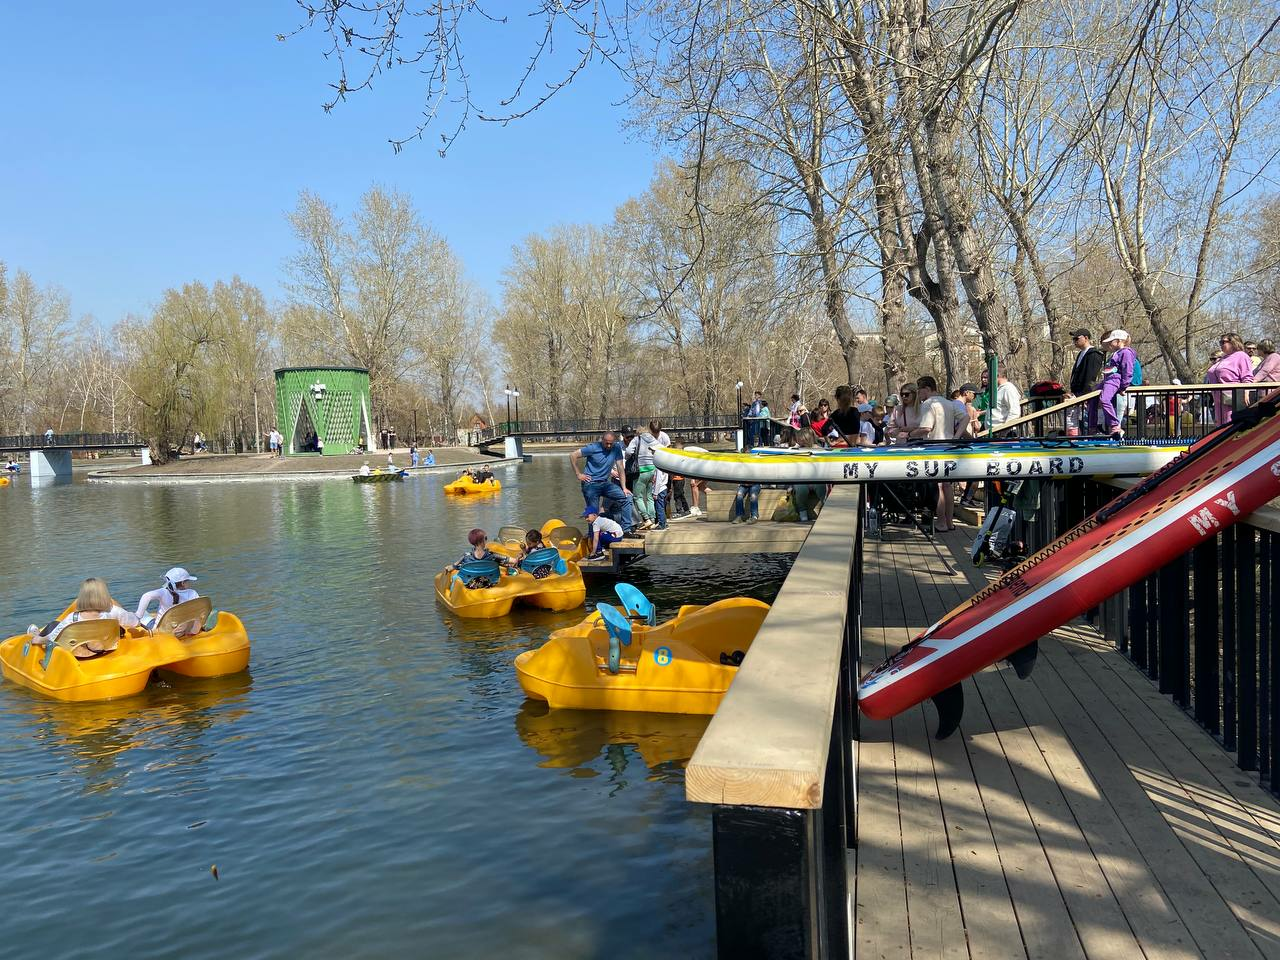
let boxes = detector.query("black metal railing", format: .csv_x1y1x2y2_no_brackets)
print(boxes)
0,432,142,451
1008,382,1280,443
477,414,741,443
1020,477,1279,796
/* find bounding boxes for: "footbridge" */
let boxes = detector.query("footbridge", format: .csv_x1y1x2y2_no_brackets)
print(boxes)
0,432,147,479
476,414,740,458
687,475,1280,958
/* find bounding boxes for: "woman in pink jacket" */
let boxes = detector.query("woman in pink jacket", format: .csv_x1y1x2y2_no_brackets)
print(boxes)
1206,332,1255,424
1254,339,1280,386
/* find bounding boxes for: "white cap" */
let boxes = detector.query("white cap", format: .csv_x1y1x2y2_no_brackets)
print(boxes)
165,566,197,585
1102,329,1129,343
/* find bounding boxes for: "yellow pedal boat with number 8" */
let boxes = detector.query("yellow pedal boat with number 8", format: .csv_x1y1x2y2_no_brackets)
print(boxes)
434,550,586,618
0,597,250,702
444,473,502,495
515,592,771,715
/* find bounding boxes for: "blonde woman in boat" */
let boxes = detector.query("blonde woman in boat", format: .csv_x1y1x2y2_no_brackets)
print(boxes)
26,577,141,657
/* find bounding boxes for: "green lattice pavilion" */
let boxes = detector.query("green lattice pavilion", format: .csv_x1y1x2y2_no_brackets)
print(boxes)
274,367,375,455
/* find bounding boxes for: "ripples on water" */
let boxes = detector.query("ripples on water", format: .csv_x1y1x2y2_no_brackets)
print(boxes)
0,459,792,958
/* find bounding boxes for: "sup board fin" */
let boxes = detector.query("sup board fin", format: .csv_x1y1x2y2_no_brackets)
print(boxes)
1006,640,1039,680
931,683,964,740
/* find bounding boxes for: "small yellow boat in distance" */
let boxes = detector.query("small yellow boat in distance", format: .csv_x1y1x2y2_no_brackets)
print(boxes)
153,597,251,678
0,616,190,703
443,473,502,495
515,593,771,714
434,551,587,618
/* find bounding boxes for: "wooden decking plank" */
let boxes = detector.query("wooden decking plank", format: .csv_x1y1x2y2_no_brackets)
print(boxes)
1037,637,1271,958
855,537,912,959
990,657,1200,959
904,531,1086,960
900,535,1028,960
1070,623,1280,845
972,667,1148,959
1053,637,1280,957
880,536,970,959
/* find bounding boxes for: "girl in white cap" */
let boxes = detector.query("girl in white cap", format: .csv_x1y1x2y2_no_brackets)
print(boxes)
1090,330,1136,437
135,567,201,626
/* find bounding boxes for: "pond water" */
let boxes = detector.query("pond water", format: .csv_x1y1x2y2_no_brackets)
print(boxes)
0,458,790,958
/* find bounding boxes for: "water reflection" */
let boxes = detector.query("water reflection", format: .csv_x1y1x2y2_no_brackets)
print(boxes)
10,673,252,795
515,700,709,785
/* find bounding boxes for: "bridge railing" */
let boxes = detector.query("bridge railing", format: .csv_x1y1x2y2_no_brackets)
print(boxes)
1018,477,1280,800
0,432,143,451
477,414,740,443
684,485,863,958
995,381,1280,441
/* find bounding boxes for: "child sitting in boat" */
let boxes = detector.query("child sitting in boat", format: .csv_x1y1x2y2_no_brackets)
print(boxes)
583,507,625,560
27,577,141,657
446,529,517,574
519,529,546,560
135,567,201,628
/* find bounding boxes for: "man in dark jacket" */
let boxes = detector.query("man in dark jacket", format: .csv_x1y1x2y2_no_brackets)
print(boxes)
1068,329,1106,397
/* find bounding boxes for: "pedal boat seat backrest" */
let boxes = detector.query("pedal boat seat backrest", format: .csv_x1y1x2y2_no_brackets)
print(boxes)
455,559,503,589
548,526,583,556
519,547,567,579
41,618,123,669
596,603,636,675
155,596,213,638
614,582,656,625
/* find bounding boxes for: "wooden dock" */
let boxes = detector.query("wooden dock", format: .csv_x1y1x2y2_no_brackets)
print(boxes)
577,517,814,574
857,524,1280,959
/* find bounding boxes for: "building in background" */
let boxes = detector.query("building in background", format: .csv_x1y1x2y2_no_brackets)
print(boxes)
274,367,374,455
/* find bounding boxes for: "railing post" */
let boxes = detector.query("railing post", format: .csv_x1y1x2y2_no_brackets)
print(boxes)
711,806,828,959
1259,529,1272,786
1238,527,1258,771
1128,575,1148,671
1158,552,1189,706
1223,526,1238,752
1267,529,1280,798
1193,538,1221,735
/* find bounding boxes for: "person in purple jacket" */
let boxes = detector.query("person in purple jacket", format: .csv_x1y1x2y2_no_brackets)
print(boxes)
1090,329,1136,437
1206,332,1255,424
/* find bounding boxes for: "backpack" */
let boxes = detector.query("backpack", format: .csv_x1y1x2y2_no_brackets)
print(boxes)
1131,356,1143,386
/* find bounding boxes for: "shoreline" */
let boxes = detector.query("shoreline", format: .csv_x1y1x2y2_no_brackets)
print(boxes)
87,451,522,485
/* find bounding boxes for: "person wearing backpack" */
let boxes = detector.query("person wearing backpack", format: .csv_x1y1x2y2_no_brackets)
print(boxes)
625,422,669,530
1090,330,1137,437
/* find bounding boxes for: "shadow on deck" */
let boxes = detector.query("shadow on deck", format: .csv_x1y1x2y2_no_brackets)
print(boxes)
856,525,1280,960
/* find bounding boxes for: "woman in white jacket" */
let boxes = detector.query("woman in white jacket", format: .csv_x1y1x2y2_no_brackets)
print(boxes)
135,567,201,627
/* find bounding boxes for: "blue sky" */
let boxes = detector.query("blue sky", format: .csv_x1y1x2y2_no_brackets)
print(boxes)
0,2,660,323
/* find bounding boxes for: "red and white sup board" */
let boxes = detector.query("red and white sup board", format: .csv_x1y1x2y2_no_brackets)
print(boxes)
858,393,1280,738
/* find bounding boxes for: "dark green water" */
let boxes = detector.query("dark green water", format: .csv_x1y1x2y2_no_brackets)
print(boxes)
0,459,791,958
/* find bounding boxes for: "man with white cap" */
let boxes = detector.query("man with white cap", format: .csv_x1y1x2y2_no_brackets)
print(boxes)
1089,329,1136,437
135,567,201,626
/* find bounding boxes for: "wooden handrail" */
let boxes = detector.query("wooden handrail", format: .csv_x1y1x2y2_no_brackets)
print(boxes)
685,485,860,809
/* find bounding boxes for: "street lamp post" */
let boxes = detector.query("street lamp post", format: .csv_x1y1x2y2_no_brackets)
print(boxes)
735,380,745,451
513,388,521,432
504,385,514,433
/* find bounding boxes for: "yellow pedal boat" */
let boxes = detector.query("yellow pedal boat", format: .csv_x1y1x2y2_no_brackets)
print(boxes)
0,598,250,702
434,550,586,618
0,615,188,702
444,473,502,495
514,595,770,714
